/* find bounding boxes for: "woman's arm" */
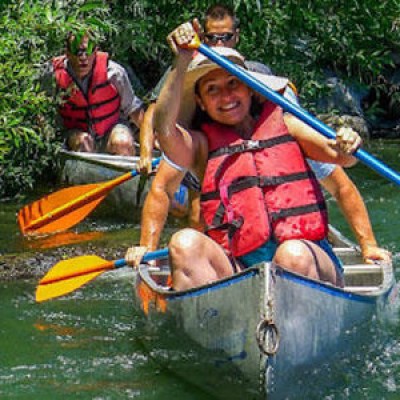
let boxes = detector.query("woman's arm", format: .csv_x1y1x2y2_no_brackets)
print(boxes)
153,23,198,169
125,159,186,268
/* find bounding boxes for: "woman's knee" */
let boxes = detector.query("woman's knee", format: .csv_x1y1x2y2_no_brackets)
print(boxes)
274,240,314,276
170,228,202,256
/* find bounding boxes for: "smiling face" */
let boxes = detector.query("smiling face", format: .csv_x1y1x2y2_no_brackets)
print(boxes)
66,34,96,80
196,68,253,128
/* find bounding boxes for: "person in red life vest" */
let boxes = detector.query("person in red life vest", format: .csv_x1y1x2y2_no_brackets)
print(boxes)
53,30,146,156
125,22,390,290
201,4,391,264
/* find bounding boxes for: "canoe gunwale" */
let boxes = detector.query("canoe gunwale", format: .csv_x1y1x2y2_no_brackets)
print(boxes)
138,263,261,299
60,149,141,172
138,258,394,303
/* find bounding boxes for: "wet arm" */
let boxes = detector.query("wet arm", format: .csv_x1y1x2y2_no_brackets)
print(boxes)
187,191,204,231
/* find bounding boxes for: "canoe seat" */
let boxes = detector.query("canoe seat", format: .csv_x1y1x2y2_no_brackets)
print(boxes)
343,264,383,287
334,247,363,264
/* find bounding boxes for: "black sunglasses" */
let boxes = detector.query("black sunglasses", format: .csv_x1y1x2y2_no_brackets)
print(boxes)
204,32,235,44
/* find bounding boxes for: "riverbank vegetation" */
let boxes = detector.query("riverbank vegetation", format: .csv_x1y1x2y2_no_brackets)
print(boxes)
1,0,399,198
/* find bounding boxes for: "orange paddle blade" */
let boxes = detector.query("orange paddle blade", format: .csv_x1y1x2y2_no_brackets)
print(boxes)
24,230,104,250
18,183,104,235
35,255,116,302
18,172,133,236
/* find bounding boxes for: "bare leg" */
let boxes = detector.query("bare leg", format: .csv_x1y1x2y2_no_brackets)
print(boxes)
169,228,235,290
106,124,135,156
273,239,342,286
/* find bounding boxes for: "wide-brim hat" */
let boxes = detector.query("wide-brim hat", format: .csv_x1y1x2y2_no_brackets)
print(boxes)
178,47,288,128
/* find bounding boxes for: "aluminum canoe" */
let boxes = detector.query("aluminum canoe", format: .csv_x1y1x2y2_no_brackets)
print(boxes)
132,226,397,399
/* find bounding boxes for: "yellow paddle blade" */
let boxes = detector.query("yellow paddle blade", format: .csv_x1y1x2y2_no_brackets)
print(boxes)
36,270,105,302
18,171,133,236
35,255,114,302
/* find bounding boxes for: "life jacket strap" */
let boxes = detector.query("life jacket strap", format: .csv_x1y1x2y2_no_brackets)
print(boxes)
201,171,316,201
208,135,295,159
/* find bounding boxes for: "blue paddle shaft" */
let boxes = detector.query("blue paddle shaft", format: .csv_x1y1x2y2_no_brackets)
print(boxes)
198,44,400,187
114,248,170,269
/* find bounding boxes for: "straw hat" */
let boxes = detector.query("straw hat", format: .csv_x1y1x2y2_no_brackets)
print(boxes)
178,47,288,128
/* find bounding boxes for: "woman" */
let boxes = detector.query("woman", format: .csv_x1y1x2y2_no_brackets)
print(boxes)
127,22,362,290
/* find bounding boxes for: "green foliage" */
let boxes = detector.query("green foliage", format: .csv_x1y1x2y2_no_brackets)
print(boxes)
107,0,207,92
0,0,113,199
1,0,399,198
229,0,399,110
106,0,399,109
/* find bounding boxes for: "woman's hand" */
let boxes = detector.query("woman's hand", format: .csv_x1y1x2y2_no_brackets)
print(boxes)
138,153,153,175
331,127,362,155
167,20,201,56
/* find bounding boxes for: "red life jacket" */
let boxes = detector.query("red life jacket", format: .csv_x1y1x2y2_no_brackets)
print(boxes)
200,101,328,257
53,52,121,137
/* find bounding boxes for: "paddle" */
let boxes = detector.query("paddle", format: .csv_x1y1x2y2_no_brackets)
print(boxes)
35,247,169,302
18,157,161,236
189,40,400,187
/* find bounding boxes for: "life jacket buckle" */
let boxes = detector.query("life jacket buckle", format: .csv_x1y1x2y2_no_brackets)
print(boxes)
245,140,259,150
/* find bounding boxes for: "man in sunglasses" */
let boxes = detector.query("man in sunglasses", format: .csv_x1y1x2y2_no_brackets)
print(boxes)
202,4,301,103
203,5,272,74
51,30,146,156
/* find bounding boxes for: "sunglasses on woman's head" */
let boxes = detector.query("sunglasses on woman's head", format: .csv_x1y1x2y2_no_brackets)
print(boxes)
204,32,235,44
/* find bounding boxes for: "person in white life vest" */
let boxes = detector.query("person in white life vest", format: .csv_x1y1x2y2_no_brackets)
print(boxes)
125,22,389,290
53,30,146,156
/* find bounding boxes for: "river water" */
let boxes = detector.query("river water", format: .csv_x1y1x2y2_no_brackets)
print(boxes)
1,140,400,399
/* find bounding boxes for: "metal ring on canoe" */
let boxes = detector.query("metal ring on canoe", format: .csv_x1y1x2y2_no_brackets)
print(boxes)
256,319,280,356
